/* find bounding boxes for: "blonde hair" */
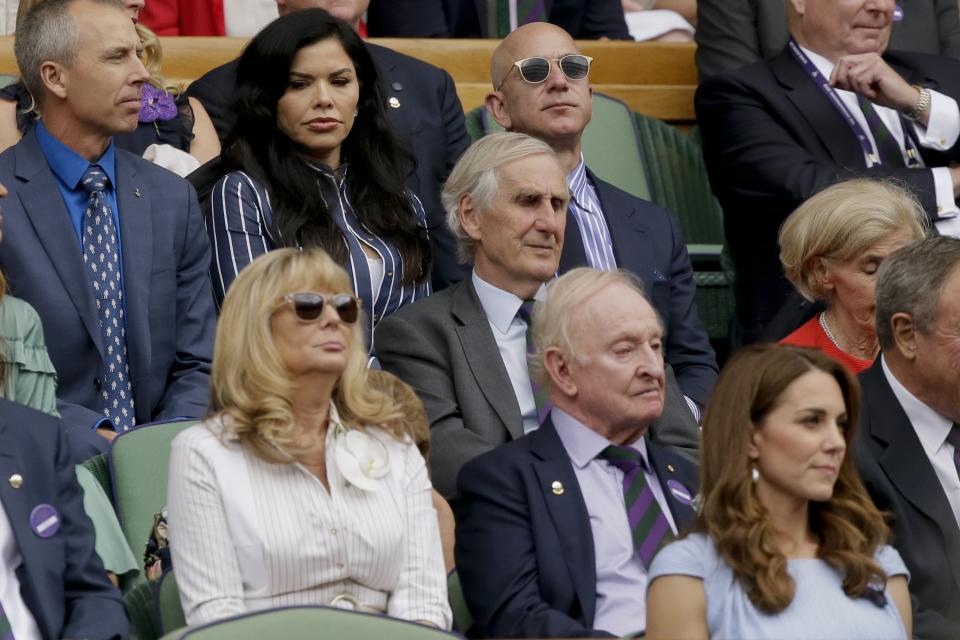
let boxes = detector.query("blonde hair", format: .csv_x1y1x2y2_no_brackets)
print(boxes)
212,248,405,463
779,179,927,301
441,132,560,262
529,267,657,389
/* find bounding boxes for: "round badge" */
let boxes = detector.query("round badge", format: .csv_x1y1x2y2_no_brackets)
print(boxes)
666,479,693,506
893,4,904,21
30,504,60,538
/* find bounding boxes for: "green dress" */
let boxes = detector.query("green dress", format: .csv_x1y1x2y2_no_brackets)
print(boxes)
0,294,138,580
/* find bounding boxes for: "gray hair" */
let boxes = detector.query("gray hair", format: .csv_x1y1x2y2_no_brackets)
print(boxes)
15,0,125,107
779,179,927,301
875,236,960,350
529,268,659,389
441,132,558,262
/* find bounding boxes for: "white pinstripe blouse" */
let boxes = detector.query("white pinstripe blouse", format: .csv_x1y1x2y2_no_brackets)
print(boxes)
166,405,452,629
205,164,432,345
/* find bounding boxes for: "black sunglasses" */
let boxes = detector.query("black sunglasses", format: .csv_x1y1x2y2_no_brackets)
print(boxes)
495,54,594,91
281,292,360,324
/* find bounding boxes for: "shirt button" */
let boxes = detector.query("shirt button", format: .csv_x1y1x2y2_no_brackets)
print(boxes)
337,562,344,570
330,528,337,535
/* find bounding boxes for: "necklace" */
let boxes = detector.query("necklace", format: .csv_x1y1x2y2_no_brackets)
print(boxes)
819,311,877,359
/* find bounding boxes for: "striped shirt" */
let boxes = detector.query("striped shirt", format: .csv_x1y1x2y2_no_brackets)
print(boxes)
566,156,618,271
167,406,452,629
206,163,432,345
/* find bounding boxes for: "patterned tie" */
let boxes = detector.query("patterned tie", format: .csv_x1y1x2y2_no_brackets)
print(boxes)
516,300,551,424
488,0,547,37
599,444,674,568
857,96,906,168
0,601,13,639
81,165,136,431
947,424,960,480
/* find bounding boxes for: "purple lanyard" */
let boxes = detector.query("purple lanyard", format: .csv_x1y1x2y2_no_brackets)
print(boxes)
787,38,922,169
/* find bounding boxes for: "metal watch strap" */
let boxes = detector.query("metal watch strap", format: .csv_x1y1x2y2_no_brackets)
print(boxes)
905,85,932,121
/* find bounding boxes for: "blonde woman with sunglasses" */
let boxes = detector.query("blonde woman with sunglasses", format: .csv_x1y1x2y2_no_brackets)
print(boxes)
166,248,452,629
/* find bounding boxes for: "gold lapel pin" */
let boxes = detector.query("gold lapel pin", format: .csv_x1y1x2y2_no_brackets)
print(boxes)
8,474,22,489
551,480,564,495
388,97,401,109
667,464,675,473
134,188,142,198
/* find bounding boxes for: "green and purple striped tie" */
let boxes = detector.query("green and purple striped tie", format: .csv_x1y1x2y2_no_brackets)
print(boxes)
600,444,674,568
0,601,15,639
517,300,551,424
948,424,960,480
487,0,547,38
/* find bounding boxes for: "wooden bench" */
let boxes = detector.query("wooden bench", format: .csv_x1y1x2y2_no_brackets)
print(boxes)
0,36,697,125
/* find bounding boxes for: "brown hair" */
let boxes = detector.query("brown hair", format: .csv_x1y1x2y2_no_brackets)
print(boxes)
694,344,889,613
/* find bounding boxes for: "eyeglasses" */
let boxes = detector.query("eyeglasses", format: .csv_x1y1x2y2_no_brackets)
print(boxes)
280,292,360,324
495,54,594,91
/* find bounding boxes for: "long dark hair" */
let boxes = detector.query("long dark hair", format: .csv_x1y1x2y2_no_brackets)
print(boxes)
222,9,430,285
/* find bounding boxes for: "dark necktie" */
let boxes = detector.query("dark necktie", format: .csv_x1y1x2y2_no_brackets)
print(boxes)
487,0,547,37
599,444,674,568
947,424,960,480
857,96,906,168
81,165,136,431
516,300,551,425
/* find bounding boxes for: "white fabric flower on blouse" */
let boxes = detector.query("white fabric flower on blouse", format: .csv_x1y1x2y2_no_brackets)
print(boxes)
333,425,390,491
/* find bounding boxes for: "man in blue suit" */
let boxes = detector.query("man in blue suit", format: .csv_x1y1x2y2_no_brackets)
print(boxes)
455,267,699,638
0,0,216,457
486,22,717,416
0,398,127,639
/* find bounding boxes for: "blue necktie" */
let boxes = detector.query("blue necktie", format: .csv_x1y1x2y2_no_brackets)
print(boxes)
81,165,136,431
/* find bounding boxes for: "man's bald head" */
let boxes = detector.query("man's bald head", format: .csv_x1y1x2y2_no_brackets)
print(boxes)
490,22,580,90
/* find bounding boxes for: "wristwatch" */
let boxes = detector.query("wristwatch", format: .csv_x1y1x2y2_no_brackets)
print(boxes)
904,85,932,121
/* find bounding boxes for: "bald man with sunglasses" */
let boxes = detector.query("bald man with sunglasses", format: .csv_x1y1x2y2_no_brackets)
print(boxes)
486,23,718,418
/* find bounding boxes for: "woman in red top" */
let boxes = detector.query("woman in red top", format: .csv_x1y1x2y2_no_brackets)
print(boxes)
778,180,926,374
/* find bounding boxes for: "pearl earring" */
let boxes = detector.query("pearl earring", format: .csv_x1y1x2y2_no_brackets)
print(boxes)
751,464,760,483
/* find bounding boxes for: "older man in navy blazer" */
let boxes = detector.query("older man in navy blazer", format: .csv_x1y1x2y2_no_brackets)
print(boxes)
455,268,699,638
0,398,127,639
0,0,215,457
486,22,717,417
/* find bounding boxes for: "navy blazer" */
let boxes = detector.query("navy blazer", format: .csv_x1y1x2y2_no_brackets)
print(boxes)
559,170,717,407
454,416,698,638
0,399,127,639
697,48,960,341
856,361,960,640
367,0,631,40
0,128,216,456
185,43,471,290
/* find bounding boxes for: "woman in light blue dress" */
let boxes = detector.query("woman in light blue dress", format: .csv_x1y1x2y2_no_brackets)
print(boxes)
646,344,911,640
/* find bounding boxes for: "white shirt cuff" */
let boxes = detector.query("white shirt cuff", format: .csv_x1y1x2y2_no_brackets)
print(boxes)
912,90,960,150
931,167,959,224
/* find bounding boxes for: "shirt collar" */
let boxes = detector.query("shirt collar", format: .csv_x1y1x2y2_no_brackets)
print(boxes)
471,269,546,334
881,354,954,455
36,120,117,191
552,407,649,470
566,153,589,200
799,44,838,85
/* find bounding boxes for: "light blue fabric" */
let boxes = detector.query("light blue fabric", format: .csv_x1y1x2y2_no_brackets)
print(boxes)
648,533,909,640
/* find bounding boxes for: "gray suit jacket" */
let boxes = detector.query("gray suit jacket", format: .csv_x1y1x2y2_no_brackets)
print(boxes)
696,0,960,80
375,277,700,499
0,129,216,457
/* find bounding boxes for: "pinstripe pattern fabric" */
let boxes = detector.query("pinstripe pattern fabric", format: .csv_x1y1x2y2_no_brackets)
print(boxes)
566,158,617,271
205,165,431,345
167,410,452,629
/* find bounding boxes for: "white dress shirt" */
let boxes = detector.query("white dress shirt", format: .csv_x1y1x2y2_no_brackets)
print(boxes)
552,408,677,636
802,46,960,236
0,503,42,640
472,270,546,434
167,404,451,629
882,356,960,525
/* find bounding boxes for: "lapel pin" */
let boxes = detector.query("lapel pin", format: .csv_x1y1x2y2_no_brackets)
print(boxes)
666,464,675,473
551,480,564,495
30,504,60,538
134,188,142,198
8,474,22,489
666,479,693,506
388,97,401,109
391,81,403,92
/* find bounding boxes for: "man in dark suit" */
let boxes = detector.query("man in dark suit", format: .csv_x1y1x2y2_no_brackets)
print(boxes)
487,21,717,412
695,0,960,80
187,0,471,289
697,0,960,344
376,132,700,498
366,0,631,40
455,267,698,638
0,398,127,639
857,236,960,640
0,0,216,456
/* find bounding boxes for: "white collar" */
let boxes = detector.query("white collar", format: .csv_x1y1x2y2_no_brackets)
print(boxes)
471,269,547,334
881,355,954,456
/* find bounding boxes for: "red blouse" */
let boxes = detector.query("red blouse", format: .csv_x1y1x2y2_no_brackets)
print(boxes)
779,316,874,375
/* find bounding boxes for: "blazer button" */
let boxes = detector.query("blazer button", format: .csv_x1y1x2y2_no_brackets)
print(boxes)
94,377,102,392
